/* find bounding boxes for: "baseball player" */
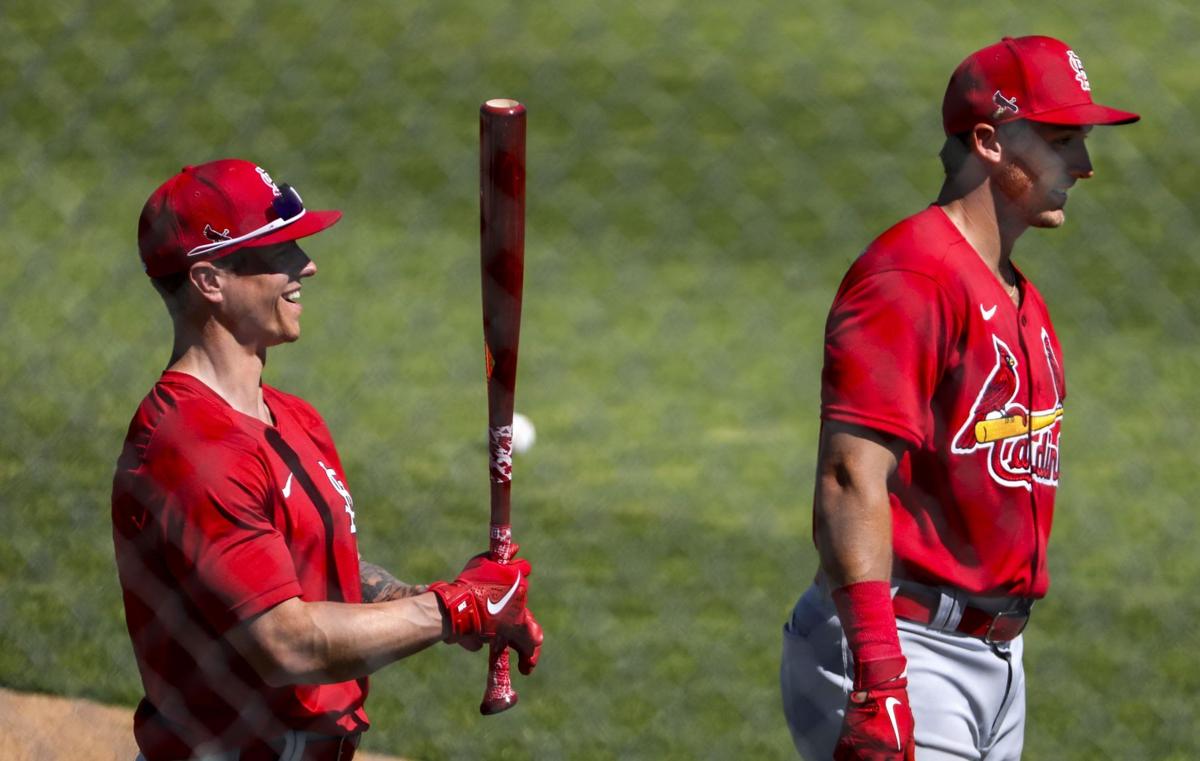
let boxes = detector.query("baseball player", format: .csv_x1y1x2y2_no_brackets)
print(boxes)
112,159,543,761
780,36,1139,760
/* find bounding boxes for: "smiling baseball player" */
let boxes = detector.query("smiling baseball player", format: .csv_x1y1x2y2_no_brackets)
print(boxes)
112,159,542,760
780,37,1139,759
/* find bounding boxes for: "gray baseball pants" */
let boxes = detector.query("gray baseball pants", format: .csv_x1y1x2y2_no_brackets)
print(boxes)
781,582,1026,760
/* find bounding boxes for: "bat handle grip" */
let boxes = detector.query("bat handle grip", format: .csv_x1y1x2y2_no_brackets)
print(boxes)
480,525,518,715
481,642,517,715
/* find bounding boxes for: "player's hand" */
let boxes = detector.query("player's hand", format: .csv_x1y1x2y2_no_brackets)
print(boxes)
502,603,543,675
833,656,916,761
428,547,543,674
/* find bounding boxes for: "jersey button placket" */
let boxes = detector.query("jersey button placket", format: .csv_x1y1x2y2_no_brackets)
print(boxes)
1015,317,1040,591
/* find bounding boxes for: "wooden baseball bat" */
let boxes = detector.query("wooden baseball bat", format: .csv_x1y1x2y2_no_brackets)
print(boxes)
479,98,526,716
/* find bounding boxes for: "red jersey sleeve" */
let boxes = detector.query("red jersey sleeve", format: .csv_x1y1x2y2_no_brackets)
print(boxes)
821,269,956,448
146,421,302,634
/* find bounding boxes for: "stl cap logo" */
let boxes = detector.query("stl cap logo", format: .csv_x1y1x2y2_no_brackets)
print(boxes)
255,166,283,196
203,224,232,242
1066,50,1092,92
992,90,1020,118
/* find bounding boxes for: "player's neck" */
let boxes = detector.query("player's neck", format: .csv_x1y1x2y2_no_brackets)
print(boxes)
167,330,272,424
938,183,1025,285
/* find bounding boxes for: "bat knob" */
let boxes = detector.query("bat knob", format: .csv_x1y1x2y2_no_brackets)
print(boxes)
480,689,519,716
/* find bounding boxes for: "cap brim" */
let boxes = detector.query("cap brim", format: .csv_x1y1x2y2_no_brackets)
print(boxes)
1026,102,1140,127
246,209,342,249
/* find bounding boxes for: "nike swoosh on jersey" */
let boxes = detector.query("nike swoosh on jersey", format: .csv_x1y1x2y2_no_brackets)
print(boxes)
980,303,998,321
282,472,294,499
486,571,522,615
885,696,903,750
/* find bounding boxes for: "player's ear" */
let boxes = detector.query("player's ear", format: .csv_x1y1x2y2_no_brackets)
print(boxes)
970,123,1002,167
187,261,226,304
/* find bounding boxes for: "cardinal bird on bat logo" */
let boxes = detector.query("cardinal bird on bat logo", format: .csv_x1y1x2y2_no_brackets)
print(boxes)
952,333,1063,490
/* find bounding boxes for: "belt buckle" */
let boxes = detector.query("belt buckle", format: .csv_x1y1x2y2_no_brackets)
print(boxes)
984,607,1030,644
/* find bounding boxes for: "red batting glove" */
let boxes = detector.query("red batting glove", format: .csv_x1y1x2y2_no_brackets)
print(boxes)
833,655,916,761
428,547,543,674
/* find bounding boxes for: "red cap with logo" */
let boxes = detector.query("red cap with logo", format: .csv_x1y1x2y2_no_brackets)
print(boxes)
138,159,342,277
942,35,1140,136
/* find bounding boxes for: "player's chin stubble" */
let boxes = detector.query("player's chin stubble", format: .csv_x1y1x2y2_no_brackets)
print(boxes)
1030,208,1066,229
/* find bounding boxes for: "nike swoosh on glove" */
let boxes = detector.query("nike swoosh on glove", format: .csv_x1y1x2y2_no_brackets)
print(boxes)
428,545,543,674
833,655,916,761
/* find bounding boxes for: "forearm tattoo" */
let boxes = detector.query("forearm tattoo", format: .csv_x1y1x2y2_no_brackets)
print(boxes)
359,560,419,603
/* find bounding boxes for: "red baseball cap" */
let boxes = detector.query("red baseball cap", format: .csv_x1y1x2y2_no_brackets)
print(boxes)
942,35,1140,136
138,159,342,277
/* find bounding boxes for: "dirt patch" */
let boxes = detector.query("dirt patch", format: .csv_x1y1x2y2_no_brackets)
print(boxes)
0,687,405,760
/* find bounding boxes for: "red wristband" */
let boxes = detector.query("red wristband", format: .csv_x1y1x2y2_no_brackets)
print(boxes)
831,581,905,686
428,581,479,641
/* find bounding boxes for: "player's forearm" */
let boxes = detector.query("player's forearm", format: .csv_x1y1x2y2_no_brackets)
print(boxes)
251,593,449,686
296,592,447,682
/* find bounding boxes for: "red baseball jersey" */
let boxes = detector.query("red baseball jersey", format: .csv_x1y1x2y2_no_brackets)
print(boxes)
112,372,368,759
821,206,1065,598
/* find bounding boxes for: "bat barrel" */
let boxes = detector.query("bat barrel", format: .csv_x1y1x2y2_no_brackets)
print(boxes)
480,99,527,424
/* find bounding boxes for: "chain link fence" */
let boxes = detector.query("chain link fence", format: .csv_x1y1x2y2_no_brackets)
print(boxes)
3,1,1198,759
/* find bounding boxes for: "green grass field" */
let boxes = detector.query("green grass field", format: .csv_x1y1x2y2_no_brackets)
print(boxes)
2,1,1199,758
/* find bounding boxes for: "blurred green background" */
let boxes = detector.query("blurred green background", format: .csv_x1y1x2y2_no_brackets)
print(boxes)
2,1,1198,759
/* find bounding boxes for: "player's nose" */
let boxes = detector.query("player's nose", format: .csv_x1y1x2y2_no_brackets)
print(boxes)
300,257,317,278
1070,143,1094,180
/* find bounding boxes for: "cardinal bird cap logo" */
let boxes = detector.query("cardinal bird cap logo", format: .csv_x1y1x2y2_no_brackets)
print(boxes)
203,224,232,243
993,90,1020,118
